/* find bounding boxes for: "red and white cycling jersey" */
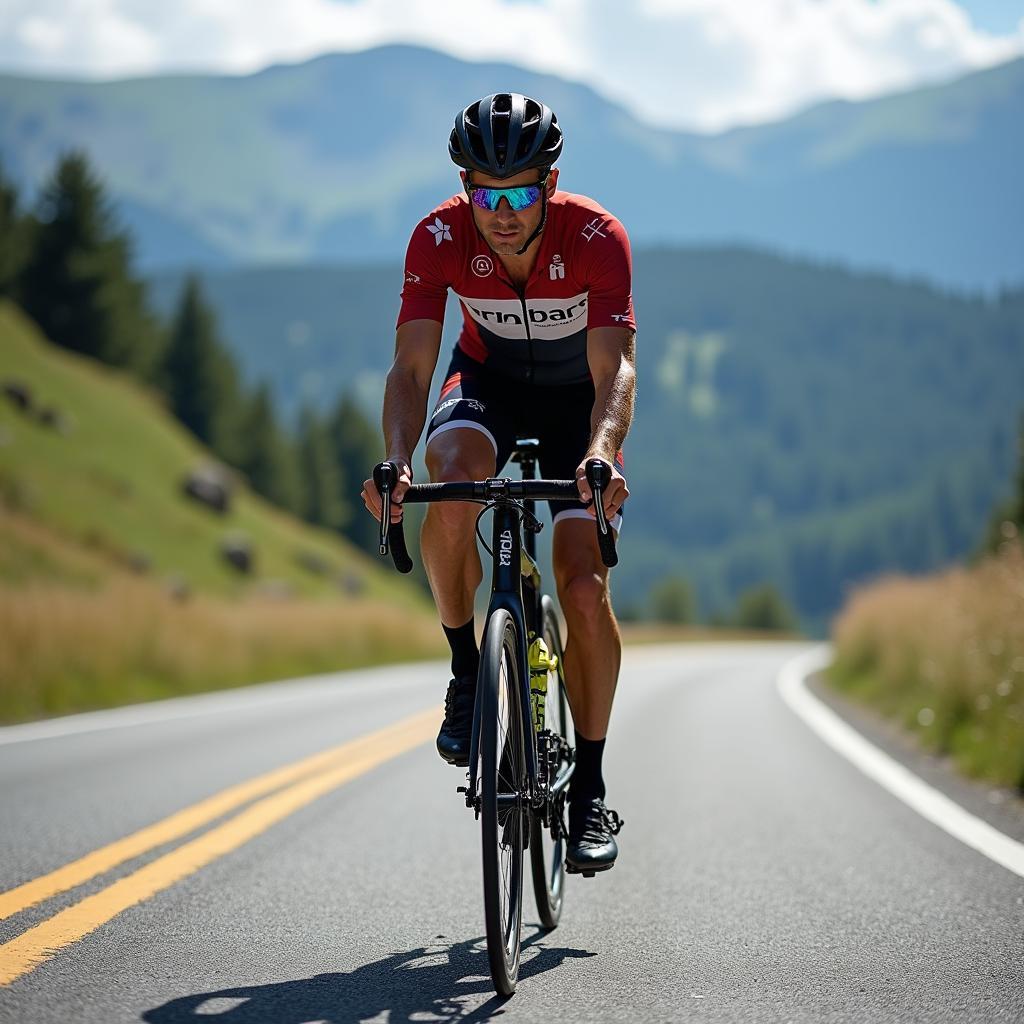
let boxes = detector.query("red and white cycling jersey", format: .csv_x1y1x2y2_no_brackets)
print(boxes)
398,190,636,386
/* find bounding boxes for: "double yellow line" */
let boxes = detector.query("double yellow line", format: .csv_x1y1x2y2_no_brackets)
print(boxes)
0,707,437,986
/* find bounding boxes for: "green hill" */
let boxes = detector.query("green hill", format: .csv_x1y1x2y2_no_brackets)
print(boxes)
0,301,443,721
0,300,409,599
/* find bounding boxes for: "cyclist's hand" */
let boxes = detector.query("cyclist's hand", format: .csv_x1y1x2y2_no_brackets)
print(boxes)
362,458,412,523
575,457,628,520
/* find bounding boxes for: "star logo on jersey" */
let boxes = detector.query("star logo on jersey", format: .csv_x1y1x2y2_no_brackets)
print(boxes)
426,217,452,246
471,254,493,277
581,217,607,242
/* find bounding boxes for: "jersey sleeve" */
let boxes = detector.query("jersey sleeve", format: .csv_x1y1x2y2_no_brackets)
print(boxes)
396,216,451,328
583,213,636,332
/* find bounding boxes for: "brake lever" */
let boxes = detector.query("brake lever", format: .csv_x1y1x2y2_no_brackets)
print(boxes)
372,462,395,555
371,462,414,573
585,458,619,568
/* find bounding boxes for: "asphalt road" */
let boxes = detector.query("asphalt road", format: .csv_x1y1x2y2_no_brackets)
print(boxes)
1,643,1022,1023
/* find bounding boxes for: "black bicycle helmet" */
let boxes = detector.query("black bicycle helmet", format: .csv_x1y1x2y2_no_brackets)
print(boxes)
449,93,563,179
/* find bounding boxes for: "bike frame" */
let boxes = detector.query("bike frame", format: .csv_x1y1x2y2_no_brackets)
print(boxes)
372,447,616,816
466,444,545,813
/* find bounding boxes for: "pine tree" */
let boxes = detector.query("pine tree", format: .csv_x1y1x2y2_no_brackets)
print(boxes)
732,584,797,633
236,384,302,513
0,159,26,298
648,575,696,623
19,151,162,377
1012,413,1024,532
327,392,381,553
297,405,348,530
162,275,245,458
981,412,1024,553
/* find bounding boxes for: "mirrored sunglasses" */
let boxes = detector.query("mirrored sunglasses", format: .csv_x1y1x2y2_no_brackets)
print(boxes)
465,176,548,212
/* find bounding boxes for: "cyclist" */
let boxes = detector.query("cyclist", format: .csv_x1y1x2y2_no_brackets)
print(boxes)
362,93,635,874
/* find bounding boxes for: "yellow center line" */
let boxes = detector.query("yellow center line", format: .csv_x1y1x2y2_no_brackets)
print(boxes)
0,708,438,923
0,707,438,987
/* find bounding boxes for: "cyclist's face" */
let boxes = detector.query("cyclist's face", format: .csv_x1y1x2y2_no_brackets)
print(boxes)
463,168,558,256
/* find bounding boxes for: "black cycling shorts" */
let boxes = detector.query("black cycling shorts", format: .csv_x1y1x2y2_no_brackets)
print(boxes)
425,347,624,529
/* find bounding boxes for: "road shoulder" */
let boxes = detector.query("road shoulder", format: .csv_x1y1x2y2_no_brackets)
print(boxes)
807,670,1024,844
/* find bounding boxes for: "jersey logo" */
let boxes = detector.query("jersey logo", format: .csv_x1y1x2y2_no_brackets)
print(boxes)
471,254,494,277
426,217,452,246
610,311,631,322
581,217,607,242
455,292,589,341
405,271,421,284
549,254,565,280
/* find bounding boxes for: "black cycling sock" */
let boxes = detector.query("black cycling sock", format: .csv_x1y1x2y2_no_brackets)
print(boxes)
570,732,606,803
443,618,479,682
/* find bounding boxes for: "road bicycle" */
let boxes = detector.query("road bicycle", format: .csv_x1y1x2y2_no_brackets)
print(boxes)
372,444,617,996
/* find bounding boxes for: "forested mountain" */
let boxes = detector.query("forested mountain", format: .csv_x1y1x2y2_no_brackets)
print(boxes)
2,46,1022,288
150,249,1024,632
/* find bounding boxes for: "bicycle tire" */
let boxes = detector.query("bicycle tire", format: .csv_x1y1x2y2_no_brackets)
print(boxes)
478,608,526,996
530,595,571,929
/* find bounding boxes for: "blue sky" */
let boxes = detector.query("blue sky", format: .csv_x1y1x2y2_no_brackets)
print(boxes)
0,1,1021,131
951,1,1021,32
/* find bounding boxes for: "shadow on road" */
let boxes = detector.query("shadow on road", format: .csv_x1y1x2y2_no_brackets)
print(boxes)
141,928,594,1023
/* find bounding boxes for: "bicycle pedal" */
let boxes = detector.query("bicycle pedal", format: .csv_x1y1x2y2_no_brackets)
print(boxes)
565,862,613,877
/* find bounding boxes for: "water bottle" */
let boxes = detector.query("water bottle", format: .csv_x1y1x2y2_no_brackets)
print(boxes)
529,635,554,732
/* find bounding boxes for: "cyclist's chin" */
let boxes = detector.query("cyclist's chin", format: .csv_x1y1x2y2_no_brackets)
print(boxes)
488,230,521,253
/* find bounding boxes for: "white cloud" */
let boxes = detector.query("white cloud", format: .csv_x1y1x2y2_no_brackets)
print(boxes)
0,0,1021,130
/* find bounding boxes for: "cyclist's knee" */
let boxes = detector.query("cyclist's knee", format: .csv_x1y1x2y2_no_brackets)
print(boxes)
425,431,495,483
422,448,492,534
556,570,610,629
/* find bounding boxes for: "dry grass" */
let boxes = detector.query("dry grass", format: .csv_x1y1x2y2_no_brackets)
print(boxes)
0,577,445,723
829,540,1024,789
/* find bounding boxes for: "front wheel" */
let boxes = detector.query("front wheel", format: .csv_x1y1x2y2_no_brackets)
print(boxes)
530,595,572,929
478,608,527,997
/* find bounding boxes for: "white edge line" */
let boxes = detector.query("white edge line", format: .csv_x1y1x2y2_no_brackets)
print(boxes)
778,645,1024,880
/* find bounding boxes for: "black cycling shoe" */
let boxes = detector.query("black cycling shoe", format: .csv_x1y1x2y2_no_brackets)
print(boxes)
565,797,624,876
436,676,476,766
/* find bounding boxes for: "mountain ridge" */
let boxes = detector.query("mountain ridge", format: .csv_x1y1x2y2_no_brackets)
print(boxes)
147,245,1024,631
1,45,1021,287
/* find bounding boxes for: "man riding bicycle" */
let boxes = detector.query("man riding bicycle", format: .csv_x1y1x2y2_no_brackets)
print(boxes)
362,92,636,874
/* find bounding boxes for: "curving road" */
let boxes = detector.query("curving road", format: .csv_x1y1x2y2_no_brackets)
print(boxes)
1,643,1022,1023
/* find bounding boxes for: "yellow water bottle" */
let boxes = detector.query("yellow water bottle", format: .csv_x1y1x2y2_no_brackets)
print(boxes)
529,635,554,732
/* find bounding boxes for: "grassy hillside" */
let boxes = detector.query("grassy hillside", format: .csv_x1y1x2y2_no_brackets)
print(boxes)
0,301,411,601
0,302,445,721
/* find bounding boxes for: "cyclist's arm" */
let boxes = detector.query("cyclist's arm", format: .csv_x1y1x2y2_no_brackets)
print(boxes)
362,318,442,519
577,325,636,516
